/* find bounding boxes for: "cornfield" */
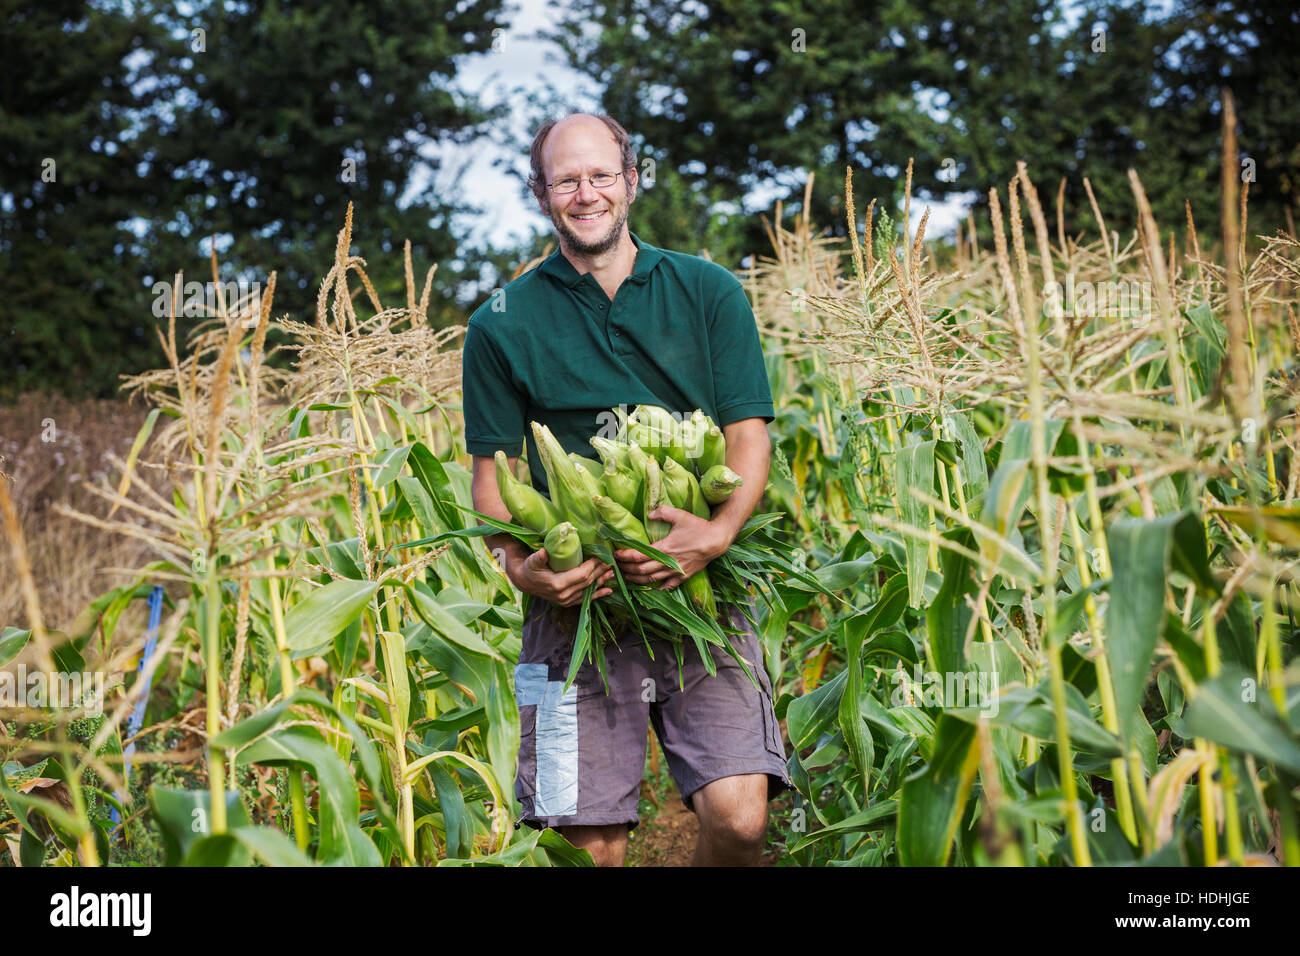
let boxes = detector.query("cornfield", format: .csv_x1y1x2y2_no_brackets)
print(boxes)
4,128,1300,866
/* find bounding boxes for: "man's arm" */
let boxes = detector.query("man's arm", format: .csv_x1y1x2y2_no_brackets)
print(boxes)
614,416,771,588
470,454,613,606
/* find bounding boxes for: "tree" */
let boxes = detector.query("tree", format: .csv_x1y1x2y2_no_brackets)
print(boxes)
142,0,510,330
2,0,509,397
545,0,1297,263
0,0,184,397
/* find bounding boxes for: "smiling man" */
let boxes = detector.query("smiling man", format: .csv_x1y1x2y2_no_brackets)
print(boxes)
462,112,793,866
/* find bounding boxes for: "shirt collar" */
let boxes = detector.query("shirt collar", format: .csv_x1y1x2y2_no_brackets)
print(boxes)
538,232,664,288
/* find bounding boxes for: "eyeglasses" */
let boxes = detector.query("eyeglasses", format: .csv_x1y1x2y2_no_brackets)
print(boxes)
547,170,627,194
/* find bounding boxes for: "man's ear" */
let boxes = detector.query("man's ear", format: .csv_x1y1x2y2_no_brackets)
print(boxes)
536,193,551,216
625,166,639,204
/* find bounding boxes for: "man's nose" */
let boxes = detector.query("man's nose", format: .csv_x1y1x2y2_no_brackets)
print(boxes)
574,177,600,202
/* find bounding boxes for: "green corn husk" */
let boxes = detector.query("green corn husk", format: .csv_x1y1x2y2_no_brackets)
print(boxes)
569,453,604,480
697,425,726,474
683,568,717,618
632,403,678,435
592,494,650,544
531,421,600,545
700,464,743,505
684,473,712,519
629,404,681,464
569,453,603,498
626,441,650,488
642,457,672,542
679,410,708,464
648,457,716,617
601,462,641,514
663,457,710,519
543,521,584,572
625,420,665,463
495,450,561,533
589,435,630,472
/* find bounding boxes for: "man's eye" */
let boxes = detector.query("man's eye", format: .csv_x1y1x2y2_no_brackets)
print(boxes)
556,179,578,189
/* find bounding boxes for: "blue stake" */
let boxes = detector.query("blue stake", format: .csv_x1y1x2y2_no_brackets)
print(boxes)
110,585,164,832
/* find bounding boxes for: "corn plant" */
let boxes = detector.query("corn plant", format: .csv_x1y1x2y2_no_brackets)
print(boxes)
754,142,1300,865
1,207,586,866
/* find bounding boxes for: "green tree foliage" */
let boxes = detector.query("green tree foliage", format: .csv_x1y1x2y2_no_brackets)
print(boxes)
0,0,184,398
143,0,509,325
1,0,506,398
546,0,1298,261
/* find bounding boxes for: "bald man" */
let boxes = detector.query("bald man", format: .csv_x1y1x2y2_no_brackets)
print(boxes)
463,113,792,866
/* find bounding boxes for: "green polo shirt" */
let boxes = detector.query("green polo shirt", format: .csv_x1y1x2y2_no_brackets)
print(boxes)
461,232,773,495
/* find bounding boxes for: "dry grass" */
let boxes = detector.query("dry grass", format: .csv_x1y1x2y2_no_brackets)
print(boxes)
0,393,155,632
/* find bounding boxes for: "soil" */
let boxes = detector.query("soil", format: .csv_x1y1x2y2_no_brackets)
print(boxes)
623,733,781,867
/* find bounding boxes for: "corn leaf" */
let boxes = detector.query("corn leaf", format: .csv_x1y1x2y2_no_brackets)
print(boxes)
284,578,379,657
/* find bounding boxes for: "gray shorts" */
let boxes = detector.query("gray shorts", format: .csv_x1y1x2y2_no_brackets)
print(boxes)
513,596,794,832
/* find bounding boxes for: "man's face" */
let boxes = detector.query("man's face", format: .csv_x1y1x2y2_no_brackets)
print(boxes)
538,120,637,256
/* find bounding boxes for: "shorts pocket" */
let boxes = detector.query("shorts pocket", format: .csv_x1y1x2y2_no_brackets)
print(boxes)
514,662,548,800
749,645,787,761
516,705,537,800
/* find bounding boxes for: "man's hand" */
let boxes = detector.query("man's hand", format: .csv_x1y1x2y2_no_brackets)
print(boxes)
509,550,615,607
613,504,731,590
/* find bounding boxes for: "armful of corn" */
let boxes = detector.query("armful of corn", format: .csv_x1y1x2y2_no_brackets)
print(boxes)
486,406,821,689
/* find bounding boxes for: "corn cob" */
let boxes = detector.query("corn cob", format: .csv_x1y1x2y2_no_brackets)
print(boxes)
642,456,716,616
600,461,640,514
592,494,650,544
589,435,630,472
543,521,584,572
663,457,710,519
530,421,600,545
612,404,631,443
700,464,743,505
629,404,680,464
569,453,603,498
679,409,708,464
494,450,561,533
641,456,672,541
569,453,604,480
697,424,726,474
625,442,650,515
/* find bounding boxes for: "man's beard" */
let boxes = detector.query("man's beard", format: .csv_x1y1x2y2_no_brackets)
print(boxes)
546,188,631,256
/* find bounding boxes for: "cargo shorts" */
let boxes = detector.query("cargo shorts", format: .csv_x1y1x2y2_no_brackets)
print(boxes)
512,595,795,832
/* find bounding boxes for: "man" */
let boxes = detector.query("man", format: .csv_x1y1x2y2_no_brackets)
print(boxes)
462,112,792,866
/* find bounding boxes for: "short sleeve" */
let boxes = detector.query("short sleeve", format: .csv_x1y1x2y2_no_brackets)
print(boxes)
462,320,526,457
707,278,775,426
